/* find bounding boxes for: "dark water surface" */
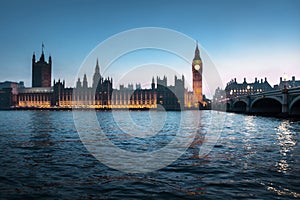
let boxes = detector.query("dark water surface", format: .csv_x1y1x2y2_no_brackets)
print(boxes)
0,110,299,199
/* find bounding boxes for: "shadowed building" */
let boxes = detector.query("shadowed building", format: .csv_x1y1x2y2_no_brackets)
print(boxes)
0,81,24,109
4,45,210,110
72,60,113,109
225,77,273,98
156,75,185,110
32,44,52,87
274,76,300,89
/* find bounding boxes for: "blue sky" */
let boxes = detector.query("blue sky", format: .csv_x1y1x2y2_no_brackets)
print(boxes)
0,0,299,96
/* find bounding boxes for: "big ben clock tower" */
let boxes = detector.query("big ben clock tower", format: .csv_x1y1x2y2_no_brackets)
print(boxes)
192,43,203,107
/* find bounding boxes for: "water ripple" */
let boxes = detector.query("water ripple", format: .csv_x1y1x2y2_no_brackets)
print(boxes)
0,110,299,199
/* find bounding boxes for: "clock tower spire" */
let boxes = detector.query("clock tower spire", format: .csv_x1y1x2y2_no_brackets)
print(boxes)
192,42,203,107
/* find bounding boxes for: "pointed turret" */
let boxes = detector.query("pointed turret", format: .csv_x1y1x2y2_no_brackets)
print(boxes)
76,78,82,88
39,43,45,62
83,74,88,88
95,58,100,74
151,77,155,90
32,52,36,62
93,58,101,88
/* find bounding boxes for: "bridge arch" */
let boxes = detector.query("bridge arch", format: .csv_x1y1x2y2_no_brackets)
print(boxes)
289,96,300,116
251,97,282,114
251,96,282,108
232,100,248,113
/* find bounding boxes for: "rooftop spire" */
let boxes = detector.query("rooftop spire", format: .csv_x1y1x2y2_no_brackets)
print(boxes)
83,73,88,88
93,58,102,88
32,52,36,61
193,41,201,60
39,43,45,62
95,58,100,74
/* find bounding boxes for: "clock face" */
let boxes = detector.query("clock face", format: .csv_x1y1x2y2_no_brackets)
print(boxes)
194,64,200,70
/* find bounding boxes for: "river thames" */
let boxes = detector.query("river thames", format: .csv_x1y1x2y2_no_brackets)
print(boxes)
0,110,299,199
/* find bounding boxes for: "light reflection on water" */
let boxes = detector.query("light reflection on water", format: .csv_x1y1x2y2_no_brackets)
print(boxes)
0,110,299,199
276,120,297,173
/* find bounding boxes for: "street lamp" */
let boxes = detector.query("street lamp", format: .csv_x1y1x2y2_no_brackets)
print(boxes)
247,85,251,95
283,73,287,89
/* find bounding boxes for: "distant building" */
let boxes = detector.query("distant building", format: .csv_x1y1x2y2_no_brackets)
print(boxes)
111,82,156,109
32,44,52,87
18,87,53,108
213,87,226,102
2,44,210,110
274,76,300,89
0,81,24,92
0,81,24,109
156,75,185,110
225,77,273,98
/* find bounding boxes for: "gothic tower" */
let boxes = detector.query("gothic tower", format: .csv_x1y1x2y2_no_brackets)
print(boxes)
83,74,88,88
32,44,52,87
192,43,203,105
92,58,102,89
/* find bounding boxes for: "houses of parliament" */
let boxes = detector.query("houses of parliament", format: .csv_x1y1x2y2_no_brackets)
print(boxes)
0,45,209,110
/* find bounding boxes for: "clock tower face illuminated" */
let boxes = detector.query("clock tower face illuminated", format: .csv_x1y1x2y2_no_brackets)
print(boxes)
194,64,200,70
192,44,203,105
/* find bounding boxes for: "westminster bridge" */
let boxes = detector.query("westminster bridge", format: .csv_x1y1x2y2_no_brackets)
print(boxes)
214,87,300,117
